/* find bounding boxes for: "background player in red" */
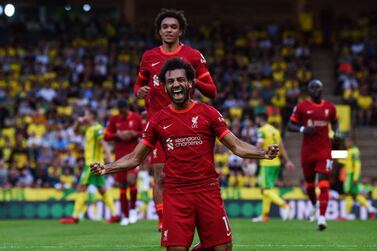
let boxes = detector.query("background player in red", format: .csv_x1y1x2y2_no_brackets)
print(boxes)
104,99,143,226
91,58,279,251
288,79,339,231
133,8,217,230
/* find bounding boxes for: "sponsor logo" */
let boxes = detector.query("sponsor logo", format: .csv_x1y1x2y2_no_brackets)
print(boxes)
192,116,199,128
312,120,328,127
166,138,174,151
153,74,159,86
152,149,157,158
163,124,173,130
152,61,160,67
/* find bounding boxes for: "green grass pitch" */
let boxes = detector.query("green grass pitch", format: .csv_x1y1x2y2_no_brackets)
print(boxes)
1,219,376,250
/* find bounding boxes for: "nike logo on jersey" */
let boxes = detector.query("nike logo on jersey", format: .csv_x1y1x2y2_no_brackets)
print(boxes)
163,124,173,130
307,110,313,114
151,62,160,67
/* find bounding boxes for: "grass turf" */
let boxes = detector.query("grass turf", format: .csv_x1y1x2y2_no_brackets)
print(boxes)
0,219,376,250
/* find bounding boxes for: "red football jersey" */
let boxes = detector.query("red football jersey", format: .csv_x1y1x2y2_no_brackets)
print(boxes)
104,112,143,160
290,99,337,159
142,102,230,194
135,44,210,119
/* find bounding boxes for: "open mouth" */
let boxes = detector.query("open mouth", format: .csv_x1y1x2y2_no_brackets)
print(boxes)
172,88,184,100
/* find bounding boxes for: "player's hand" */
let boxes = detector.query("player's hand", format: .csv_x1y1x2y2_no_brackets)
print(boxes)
137,86,150,98
285,160,295,171
77,116,86,124
264,144,279,160
90,162,106,176
302,126,315,135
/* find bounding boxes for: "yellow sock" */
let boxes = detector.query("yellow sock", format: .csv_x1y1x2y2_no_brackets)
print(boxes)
73,192,87,218
356,195,370,209
102,190,116,216
345,195,354,214
265,189,287,207
262,193,271,216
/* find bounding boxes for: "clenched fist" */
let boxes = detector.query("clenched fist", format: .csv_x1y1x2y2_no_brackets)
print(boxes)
264,144,279,160
90,162,106,176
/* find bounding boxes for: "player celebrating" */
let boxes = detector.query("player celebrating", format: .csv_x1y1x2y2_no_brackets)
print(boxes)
104,99,143,225
252,113,294,223
338,136,376,219
288,79,338,231
60,109,120,224
134,8,217,230
91,58,279,251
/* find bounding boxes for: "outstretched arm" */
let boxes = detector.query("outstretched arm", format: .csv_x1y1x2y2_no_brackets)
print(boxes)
220,131,279,159
91,142,151,175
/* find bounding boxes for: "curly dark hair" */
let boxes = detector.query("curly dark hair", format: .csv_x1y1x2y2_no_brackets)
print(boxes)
154,8,187,35
159,57,195,85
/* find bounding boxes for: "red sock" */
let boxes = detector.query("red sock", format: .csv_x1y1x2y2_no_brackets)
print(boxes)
120,188,129,218
318,180,330,216
305,181,317,206
129,184,138,210
156,203,163,224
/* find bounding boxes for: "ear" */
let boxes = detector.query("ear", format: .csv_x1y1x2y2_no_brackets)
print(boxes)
188,80,193,89
164,85,167,93
179,31,182,36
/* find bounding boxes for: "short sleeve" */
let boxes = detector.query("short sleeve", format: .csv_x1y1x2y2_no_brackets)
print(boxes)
330,103,338,123
257,129,264,143
95,126,104,140
138,52,150,80
206,105,229,140
141,115,159,148
290,104,303,124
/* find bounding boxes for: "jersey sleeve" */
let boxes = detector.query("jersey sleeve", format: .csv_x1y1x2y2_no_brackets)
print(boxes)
133,52,150,96
141,114,159,148
192,49,217,98
206,105,230,140
290,104,303,124
257,129,265,144
95,126,104,140
104,116,117,141
329,103,338,123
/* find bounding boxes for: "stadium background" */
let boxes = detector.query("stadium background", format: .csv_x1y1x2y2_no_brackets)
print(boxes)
0,0,377,222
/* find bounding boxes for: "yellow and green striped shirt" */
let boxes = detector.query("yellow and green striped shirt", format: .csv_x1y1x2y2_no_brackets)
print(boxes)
84,123,104,165
258,124,281,167
339,146,361,181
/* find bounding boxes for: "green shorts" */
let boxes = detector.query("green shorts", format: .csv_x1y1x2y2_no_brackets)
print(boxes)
79,164,106,187
344,173,360,195
258,165,280,189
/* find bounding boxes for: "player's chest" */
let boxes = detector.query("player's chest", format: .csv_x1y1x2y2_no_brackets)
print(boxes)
304,106,331,121
115,119,138,130
157,114,210,139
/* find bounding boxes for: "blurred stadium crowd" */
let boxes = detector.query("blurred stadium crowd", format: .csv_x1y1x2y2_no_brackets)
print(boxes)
0,11,377,190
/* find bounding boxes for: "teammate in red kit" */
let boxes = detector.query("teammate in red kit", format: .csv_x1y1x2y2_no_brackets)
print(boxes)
104,99,143,225
91,58,279,251
288,79,339,231
134,8,217,230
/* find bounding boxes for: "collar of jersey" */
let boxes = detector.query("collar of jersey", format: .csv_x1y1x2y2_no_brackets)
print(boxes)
169,101,196,113
160,44,183,56
308,99,324,107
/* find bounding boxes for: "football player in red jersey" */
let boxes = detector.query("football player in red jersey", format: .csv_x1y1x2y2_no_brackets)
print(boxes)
104,99,143,225
134,8,217,231
91,58,279,251
288,79,339,231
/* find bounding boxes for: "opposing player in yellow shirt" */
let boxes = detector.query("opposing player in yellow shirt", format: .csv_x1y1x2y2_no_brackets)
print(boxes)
60,109,120,224
252,113,295,222
338,136,376,219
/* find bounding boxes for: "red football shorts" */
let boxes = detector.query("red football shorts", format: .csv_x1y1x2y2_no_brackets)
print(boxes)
301,157,333,179
114,169,138,183
148,142,166,165
161,189,232,248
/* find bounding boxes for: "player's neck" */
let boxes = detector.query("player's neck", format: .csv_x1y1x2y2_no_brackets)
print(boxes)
171,99,193,111
162,40,180,53
311,97,322,104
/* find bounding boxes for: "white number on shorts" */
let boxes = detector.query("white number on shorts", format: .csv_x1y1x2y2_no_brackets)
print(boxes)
222,216,231,236
326,159,333,171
